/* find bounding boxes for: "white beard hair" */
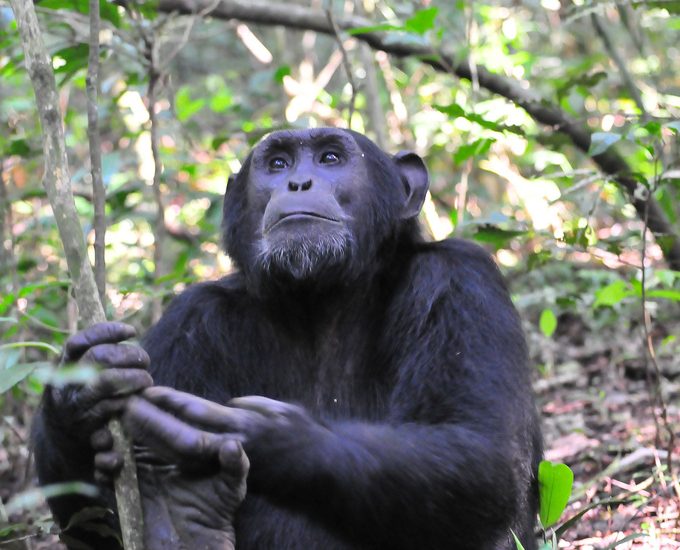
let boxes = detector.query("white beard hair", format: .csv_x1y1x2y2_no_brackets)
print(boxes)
257,232,354,281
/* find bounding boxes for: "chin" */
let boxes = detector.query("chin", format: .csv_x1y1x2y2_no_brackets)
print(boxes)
256,231,355,283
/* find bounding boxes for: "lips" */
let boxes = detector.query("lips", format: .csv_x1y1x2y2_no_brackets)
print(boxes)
265,212,341,233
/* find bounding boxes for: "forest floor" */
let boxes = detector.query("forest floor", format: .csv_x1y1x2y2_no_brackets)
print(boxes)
532,308,680,549
1,306,679,549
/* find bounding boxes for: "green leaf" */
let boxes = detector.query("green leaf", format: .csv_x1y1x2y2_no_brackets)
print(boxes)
589,132,621,156
472,226,528,249
646,289,680,301
642,121,662,137
175,87,206,122
538,460,574,527
405,7,439,35
53,44,90,83
539,309,558,338
511,530,526,550
453,138,494,165
274,65,291,84
8,139,31,156
0,348,20,370
209,90,233,113
434,104,522,134
0,362,39,393
347,24,403,36
593,280,633,308
434,103,465,118
40,0,122,25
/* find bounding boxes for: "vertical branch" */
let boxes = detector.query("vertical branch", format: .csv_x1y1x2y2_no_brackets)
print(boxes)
10,0,104,325
354,0,387,148
10,2,146,548
640,156,674,473
148,62,166,324
591,12,646,117
0,159,15,291
87,0,106,307
326,9,357,128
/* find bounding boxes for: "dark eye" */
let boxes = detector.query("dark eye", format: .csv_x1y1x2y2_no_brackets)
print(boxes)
269,157,289,171
320,151,341,164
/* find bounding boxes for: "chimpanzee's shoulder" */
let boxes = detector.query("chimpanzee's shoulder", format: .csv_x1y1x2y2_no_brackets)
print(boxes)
410,237,504,283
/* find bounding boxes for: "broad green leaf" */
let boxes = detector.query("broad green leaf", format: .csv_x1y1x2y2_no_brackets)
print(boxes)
642,121,662,137
589,132,621,156
473,226,527,249
8,139,31,156
453,138,495,165
593,280,632,308
53,44,89,83
0,362,38,393
538,460,574,527
434,103,465,118
646,289,680,301
0,348,20,370
539,309,557,338
175,87,206,122
209,91,233,113
274,65,291,84
405,7,439,35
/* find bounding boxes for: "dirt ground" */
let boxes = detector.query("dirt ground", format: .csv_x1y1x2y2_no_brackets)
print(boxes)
532,310,680,548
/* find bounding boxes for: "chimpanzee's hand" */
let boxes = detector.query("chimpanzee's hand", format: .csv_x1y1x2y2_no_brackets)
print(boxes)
43,322,152,462
124,397,249,550
140,387,329,489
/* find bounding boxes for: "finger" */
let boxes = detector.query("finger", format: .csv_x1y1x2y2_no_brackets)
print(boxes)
124,397,231,465
85,397,129,427
90,427,114,452
82,344,150,369
218,440,250,480
142,387,244,432
94,450,123,474
90,369,153,400
65,322,137,361
229,395,302,418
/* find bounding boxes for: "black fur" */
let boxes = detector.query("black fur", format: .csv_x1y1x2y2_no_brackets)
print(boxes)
34,129,541,549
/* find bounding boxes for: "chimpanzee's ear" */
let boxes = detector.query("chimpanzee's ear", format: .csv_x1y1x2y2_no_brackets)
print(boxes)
394,151,429,220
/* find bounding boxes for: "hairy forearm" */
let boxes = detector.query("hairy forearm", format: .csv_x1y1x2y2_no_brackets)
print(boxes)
254,422,514,545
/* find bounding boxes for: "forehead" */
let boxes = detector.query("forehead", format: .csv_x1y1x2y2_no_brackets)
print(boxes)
254,128,361,155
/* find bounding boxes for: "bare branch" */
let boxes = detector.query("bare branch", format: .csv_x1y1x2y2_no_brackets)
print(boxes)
325,9,356,127
87,0,107,307
590,12,646,117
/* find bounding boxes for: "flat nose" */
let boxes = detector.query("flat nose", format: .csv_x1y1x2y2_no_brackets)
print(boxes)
288,179,312,192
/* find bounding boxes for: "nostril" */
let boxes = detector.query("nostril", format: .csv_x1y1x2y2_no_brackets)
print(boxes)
288,180,312,192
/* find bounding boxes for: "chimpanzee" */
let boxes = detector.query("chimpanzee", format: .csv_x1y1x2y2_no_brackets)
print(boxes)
32,128,542,550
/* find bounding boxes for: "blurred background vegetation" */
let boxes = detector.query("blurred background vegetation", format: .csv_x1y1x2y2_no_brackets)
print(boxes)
0,0,679,547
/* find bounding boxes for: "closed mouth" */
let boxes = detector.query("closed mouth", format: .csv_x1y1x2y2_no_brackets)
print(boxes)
266,212,341,232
